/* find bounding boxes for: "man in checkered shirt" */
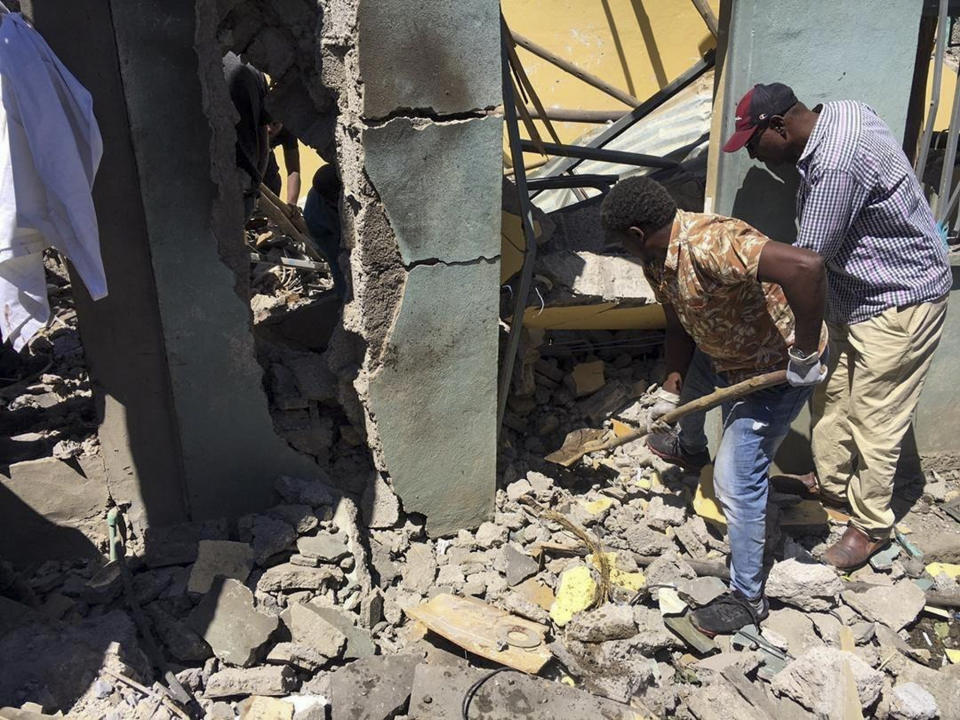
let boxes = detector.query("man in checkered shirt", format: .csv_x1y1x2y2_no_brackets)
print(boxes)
724,83,951,569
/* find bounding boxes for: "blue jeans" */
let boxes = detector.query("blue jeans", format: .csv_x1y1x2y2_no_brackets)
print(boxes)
303,189,345,298
677,350,815,600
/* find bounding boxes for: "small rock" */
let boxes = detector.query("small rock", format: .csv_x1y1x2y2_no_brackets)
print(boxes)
889,681,940,720
631,606,683,653
644,496,687,530
841,581,926,631
256,563,343,593
497,544,539,587
361,473,400,529
188,540,254,594
566,604,637,642
268,504,319,535
275,475,337,507
247,515,297,566
403,544,437,594
204,665,297,699
677,577,727,607
187,579,278,667
506,478,533,502
148,604,213,664
770,646,883,715
297,533,351,563
623,524,675,556
526,472,554,495
301,604,376,660
240,696,294,720
266,642,329,672
286,603,348,659
475,522,509,547
765,559,842,611
290,554,320,567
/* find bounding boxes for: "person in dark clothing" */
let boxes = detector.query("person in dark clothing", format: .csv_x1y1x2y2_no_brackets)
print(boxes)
264,121,301,205
303,164,345,298
222,51,270,217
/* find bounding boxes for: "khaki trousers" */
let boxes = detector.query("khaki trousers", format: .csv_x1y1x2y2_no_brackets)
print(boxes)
811,296,948,538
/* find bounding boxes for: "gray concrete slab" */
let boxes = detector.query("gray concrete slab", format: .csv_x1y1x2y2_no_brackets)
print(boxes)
357,0,500,118
368,261,498,536
363,116,502,265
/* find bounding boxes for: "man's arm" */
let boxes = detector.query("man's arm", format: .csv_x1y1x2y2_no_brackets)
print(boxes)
756,241,826,354
257,124,270,182
281,135,301,205
661,303,696,394
796,169,868,261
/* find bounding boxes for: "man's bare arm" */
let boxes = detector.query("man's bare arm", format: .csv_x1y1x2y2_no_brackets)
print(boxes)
756,241,826,354
282,136,301,205
662,303,695,394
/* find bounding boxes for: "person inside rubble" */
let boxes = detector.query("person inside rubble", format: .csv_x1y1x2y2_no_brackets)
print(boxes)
303,163,346,298
222,51,271,218
264,120,302,206
723,83,952,570
601,176,828,636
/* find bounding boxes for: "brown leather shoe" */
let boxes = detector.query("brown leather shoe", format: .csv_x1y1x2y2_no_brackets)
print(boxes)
769,472,848,509
823,525,890,570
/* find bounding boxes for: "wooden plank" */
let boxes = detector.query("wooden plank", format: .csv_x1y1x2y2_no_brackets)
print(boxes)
405,594,551,674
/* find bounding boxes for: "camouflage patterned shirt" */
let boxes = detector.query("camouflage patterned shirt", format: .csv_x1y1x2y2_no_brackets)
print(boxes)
642,210,827,382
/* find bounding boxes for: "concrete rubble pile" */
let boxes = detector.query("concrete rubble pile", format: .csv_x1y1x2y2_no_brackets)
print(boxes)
2,426,960,718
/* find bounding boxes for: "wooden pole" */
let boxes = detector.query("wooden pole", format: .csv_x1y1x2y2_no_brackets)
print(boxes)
511,30,640,108
689,0,719,37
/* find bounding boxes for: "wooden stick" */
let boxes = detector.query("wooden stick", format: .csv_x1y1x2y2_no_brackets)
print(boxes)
690,0,719,37
511,30,640,108
257,184,323,263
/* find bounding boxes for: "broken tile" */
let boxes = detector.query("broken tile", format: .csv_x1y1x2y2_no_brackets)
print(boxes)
187,578,278,667
841,582,926,631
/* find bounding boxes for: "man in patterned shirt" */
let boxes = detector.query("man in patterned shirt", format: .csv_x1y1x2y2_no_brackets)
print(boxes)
601,176,828,636
724,83,952,569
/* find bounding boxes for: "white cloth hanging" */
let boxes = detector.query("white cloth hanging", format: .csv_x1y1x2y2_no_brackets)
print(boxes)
0,12,105,350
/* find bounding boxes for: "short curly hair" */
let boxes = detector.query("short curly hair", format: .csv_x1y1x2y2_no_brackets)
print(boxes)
600,176,677,237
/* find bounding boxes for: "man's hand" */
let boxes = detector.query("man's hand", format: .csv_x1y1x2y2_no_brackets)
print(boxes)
786,347,826,387
649,387,680,422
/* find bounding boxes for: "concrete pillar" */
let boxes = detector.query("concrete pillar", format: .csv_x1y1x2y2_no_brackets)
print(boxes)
321,0,503,535
26,0,319,531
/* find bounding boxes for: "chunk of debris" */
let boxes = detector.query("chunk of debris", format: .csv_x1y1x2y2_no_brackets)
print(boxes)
550,565,598,627
328,654,419,720
841,581,926,631
265,642,328,673
204,665,297,699
188,578,278,667
256,563,343,593
187,540,254,594
770,647,884,716
889,682,940,720
402,543,437,594
286,604,348,660
677,576,727,607
300,605,375,660
238,696,294,720
296,533,351,563
566,603,637,642
764,559,842,611
497,544,540,587
243,514,297,566
565,360,605,397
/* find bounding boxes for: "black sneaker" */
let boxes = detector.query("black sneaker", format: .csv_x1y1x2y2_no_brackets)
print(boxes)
647,431,711,472
689,591,769,638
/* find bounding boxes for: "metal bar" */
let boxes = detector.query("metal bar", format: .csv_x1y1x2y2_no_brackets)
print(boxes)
511,30,640,108
250,253,325,272
526,174,619,191
916,0,948,181
689,0,719,36
497,26,544,432
936,64,960,221
530,50,715,190
524,107,624,123
519,140,679,169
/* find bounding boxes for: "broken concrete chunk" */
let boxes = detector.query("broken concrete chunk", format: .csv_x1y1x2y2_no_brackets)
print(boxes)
645,495,687,530
256,563,343,593
623,524,675,555
304,604,376,660
147,603,213,664
296,533,351,563
274,475,337,508
770,647,883,716
239,696,294,720
764,559,842,611
188,578,278,667
328,654,419,720
360,473,400,529
403,543,437,594
889,682,940,720
204,665,297,699
761,608,821,658
287,603,348,659
246,515,297,566
188,540,254,594
497,544,539,587
565,360,605,397
265,642,328,673
566,603,637,642
841,581,926,631
677,576,727,607
267,504,319,535
632,606,684,653
475,521,509,547
505,477,533,502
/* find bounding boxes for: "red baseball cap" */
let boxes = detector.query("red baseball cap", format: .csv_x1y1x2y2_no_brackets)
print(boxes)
722,83,798,153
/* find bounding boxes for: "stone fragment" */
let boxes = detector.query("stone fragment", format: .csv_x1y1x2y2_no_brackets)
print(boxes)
361,473,400,529
83,562,122,604
565,360,605,397
623,524,675,555
303,605,376,660
274,475,338,508
632,606,683,653
204,665,297,699
239,696,294,720
287,603,348,659
550,565,598,627
645,496,687,530
677,576,727,607
475,521,509,547
579,381,631,424
188,579,278,667
147,604,213,664
188,540,254,594
296,533,351,563
266,642,328,673
132,569,174,605
497,544,539,587
290,553,320,567
673,522,707,558
765,559,842,611
268,504,319,535
841,581,926,631
566,604,637,642
643,555,696,591
256,563,343,593
770,647,884,715
328,654,419,720
889,682,939,720
761,608,821,658
403,544,437,594
246,515,297,565
505,478,533,502
436,563,465,589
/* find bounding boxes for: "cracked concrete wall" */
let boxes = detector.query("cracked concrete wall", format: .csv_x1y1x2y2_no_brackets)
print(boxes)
320,0,503,536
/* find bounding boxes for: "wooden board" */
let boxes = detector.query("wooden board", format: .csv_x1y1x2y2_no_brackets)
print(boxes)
405,593,551,674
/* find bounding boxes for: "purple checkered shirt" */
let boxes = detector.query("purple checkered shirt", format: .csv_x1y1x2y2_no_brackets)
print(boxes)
795,100,951,324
